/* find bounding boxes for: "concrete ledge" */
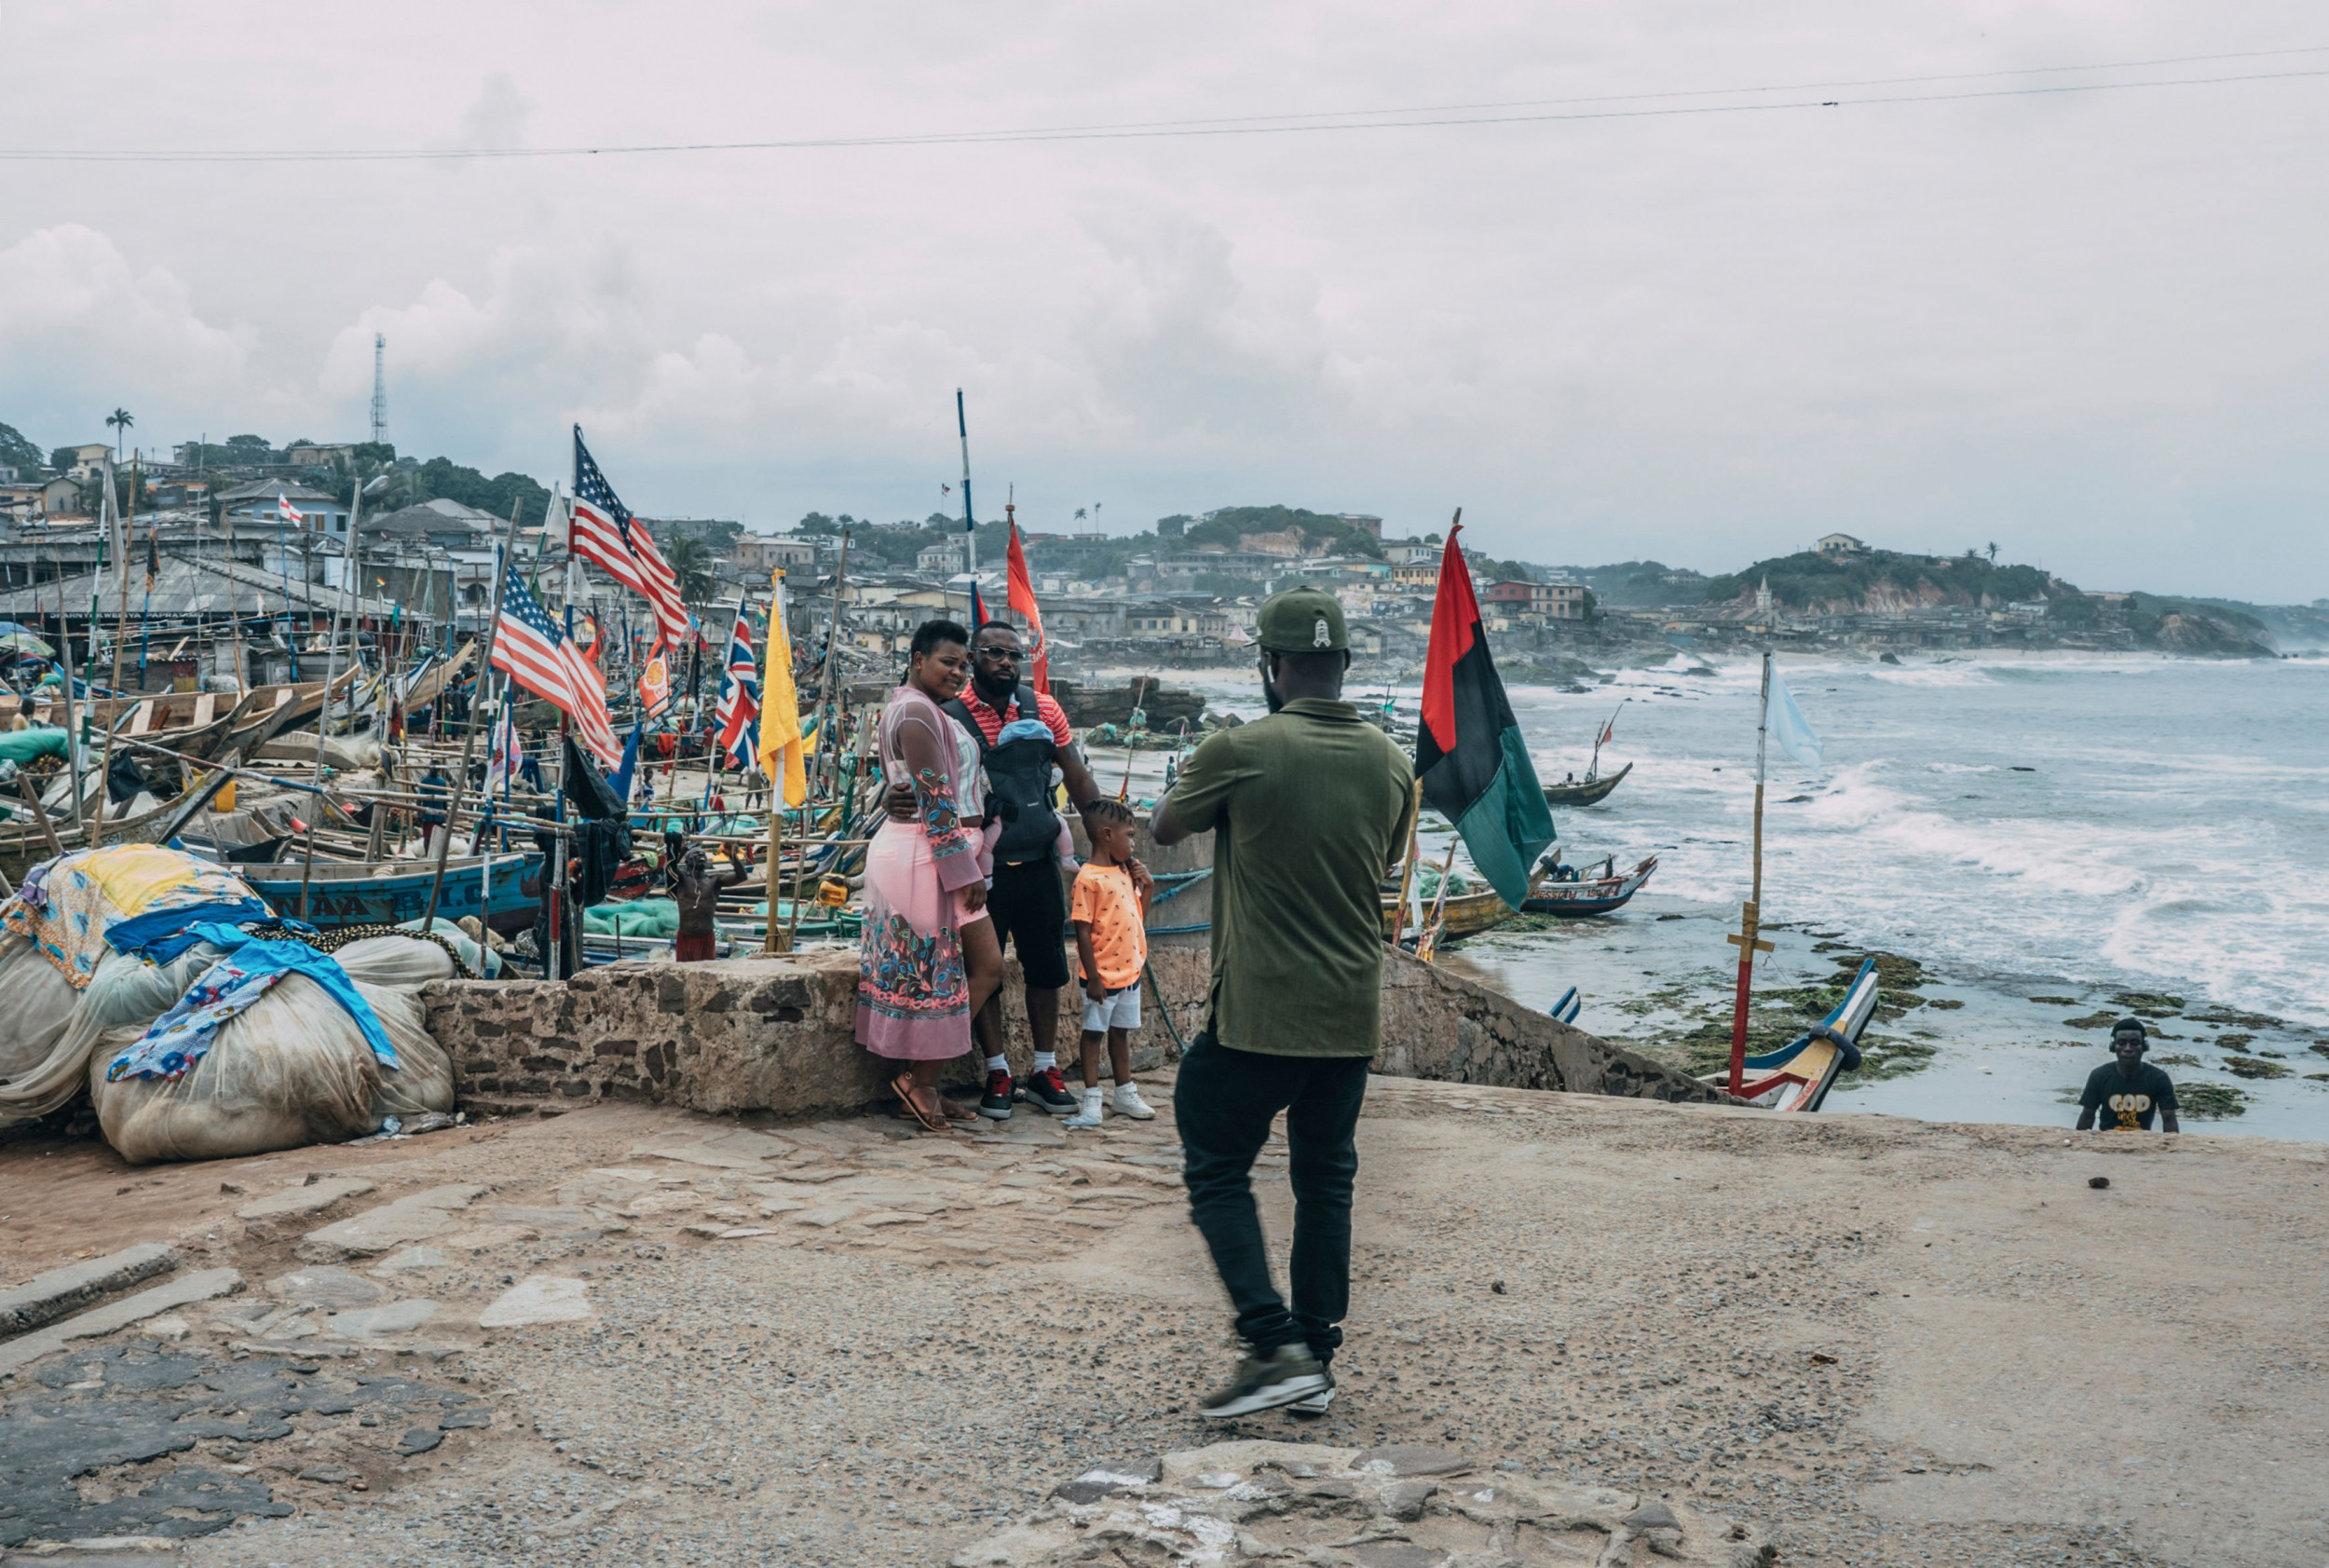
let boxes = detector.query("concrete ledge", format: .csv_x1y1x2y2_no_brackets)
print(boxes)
0,1243,178,1340
424,934,1723,1121
0,1268,242,1378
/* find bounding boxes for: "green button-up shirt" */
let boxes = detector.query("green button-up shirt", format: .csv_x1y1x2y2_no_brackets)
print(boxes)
1164,697,1415,1057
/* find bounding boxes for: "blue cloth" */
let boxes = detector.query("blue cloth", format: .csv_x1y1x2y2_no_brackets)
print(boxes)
105,922,397,1083
1766,666,1825,769
103,898,282,964
610,723,642,803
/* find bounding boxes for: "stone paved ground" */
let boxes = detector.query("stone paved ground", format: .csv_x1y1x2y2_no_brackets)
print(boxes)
1,1076,2321,1567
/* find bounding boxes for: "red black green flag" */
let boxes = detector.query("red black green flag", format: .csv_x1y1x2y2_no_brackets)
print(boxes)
1416,525,1556,907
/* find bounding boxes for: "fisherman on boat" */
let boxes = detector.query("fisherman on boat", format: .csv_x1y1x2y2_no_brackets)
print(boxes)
2076,1019,2179,1134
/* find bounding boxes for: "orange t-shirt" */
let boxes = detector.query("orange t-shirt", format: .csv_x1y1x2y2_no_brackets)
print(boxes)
1070,861,1148,991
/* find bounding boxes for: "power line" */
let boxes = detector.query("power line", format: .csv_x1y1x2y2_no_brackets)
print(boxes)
4,48,2325,163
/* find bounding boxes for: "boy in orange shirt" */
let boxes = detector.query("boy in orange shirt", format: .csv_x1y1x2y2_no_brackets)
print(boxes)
1067,799,1156,1127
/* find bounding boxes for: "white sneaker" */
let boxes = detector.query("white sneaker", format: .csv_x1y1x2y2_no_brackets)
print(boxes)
1064,1092,1105,1129
1110,1084,1156,1120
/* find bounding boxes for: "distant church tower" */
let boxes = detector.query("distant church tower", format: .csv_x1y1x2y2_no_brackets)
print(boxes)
1754,575,1773,621
370,334,388,446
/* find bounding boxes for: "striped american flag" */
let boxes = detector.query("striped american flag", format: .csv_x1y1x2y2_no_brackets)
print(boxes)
570,428,695,648
489,563,620,764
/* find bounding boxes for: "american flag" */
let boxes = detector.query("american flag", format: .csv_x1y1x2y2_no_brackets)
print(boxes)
714,604,759,770
485,702,524,795
488,562,620,764
570,428,695,649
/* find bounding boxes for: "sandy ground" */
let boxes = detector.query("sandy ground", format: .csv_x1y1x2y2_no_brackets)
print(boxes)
1,1078,2322,1568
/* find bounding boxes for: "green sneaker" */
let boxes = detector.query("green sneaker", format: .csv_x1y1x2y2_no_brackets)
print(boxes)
1198,1342,1328,1419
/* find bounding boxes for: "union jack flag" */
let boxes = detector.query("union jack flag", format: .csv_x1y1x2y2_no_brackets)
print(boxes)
488,562,620,765
714,603,760,770
570,428,695,649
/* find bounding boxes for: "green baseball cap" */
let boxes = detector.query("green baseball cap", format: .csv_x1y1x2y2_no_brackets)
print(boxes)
1254,586,1349,653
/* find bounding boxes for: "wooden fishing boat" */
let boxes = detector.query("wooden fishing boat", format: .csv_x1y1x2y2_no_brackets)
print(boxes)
1520,854,1657,917
1542,759,1631,808
396,641,474,716
239,851,546,933
220,668,359,753
1700,957,1881,1112
1381,883,1522,942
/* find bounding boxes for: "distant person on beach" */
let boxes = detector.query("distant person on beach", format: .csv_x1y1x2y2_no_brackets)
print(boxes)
1151,586,1415,1419
665,832,747,963
1064,798,1155,1128
2077,1018,2180,1134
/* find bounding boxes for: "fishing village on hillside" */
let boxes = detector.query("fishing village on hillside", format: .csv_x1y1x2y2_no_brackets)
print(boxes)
0,414,2316,1568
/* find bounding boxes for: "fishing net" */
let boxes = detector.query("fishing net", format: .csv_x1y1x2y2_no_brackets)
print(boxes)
89,940,457,1166
0,844,463,1159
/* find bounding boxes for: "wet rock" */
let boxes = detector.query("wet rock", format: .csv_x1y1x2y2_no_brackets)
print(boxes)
396,1426,444,1454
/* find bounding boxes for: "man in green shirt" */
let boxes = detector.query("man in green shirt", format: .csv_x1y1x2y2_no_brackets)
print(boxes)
1151,586,1415,1418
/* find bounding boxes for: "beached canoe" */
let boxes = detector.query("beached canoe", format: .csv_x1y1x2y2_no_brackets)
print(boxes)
1381,884,1523,943
1702,957,1882,1112
1520,855,1658,917
1541,760,1630,808
240,851,545,933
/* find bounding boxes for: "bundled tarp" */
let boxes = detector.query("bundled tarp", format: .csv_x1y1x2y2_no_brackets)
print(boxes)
0,846,459,1164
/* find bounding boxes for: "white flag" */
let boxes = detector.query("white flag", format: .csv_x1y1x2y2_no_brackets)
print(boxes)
1766,667,1824,769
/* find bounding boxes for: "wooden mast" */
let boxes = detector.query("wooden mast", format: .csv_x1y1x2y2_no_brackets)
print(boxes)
1724,651,1776,1094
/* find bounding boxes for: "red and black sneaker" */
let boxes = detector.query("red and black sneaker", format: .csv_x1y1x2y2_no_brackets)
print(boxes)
1026,1067,1079,1114
978,1070,1015,1121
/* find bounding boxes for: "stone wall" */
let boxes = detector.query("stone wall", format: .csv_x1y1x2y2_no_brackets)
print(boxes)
422,935,1726,1121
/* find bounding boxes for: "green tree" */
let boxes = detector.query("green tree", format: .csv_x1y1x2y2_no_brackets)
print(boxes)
104,407,133,459
664,533,715,605
0,421,42,472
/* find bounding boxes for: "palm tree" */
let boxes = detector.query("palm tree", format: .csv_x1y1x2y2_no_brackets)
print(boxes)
104,407,133,460
1986,541,1999,565
664,533,715,607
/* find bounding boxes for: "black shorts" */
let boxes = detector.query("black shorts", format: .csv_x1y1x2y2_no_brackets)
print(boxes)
985,856,1071,990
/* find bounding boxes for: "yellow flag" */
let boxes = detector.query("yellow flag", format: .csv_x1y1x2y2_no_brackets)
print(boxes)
756,571,809,808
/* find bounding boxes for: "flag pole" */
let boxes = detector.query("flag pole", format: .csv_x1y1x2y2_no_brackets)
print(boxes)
422,498,524,932
1724,651,1776,1094
295,479,362,919
956,389,976,591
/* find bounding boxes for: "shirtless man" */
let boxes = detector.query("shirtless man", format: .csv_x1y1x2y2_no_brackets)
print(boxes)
665,831,748,962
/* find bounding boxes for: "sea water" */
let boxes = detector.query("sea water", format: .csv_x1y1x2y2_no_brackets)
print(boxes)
1166,651,2329,1140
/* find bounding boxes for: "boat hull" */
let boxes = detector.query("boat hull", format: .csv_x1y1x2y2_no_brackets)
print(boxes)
1519,856,1657,917
1541,760,1630,808
241,852,546,932
1699,958,1882,1112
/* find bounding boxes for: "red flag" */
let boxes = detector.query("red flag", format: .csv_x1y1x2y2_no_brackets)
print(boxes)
1005,523,1049,694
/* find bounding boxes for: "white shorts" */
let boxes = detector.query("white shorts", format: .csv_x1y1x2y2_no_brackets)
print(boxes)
1081,985,1142,1034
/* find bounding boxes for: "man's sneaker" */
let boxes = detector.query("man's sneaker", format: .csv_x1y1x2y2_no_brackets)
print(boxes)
977,1070,1015,1121
1064,1091,1105,1130
1198,1343,1328,1420
1026,1068,1079,1114
1286,1369,1337,1416
1110,1083,1156,1120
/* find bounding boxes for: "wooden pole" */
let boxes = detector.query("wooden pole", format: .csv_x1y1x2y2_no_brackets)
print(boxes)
421,498,524,931
1387,778,1423,948
16,775,63,860
52,540,85,828
814,527,851,795
1417,835,1460,963
1724,651,1776,1094
295,483,362,919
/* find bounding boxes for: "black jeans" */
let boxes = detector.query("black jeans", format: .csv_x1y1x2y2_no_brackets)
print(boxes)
1174,1033,1370,1364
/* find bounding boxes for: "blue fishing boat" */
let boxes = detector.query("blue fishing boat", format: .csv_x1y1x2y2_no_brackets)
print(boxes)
241,852,545,933
1520,855,1657,917
1702,957,1882,1112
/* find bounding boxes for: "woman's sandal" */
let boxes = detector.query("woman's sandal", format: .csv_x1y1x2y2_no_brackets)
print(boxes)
891,1073,951,1135
938,1096,979,1123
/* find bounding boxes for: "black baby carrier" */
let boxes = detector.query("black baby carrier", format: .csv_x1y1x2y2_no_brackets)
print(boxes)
946,684,1062,866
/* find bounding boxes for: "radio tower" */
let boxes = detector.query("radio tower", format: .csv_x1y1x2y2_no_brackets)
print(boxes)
369,333,388,446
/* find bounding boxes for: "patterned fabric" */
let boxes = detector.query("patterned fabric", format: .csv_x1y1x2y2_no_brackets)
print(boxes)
104,923,397,1084
855,686,987,1062
1,846,274,989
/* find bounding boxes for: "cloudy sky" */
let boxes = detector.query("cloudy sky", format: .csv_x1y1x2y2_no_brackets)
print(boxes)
3,2,2326,598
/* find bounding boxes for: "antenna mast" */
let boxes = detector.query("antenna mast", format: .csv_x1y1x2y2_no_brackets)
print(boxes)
370,333,388,446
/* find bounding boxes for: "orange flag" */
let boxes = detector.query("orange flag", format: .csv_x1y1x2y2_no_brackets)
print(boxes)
1005,522,1049,694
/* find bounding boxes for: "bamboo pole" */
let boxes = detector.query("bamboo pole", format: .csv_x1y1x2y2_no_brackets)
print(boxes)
422,498,525,931
813,528,850,796
1724,651,1776,1094
1416,835,1460,963
1387,779,1423,948
295,484,362,920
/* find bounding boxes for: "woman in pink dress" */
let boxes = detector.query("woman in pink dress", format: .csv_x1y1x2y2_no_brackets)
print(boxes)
853,620,1004,1132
